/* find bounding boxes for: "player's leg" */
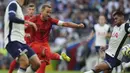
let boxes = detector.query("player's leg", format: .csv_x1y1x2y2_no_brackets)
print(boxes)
19,54,29,66
36,62,46,73
30,42,51,59
84,54,121,73
25,55,40,73
24,44,41,73
50,52,60,60
99,47,105,62
95,46,100,64
50,52,71,61
104,69,112,73
99,47,109,73
18,54,30,73
6,41,30,73
84,61,111,73
30,42,48,73
41,42,70,61
121,56,130,73
42,44,62,61
47,50,71,62
38,42,71,62
9,59,29,73
96,46,110,73
8,60,17,73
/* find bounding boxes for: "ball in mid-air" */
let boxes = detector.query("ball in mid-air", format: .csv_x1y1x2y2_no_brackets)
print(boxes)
122,44,130,57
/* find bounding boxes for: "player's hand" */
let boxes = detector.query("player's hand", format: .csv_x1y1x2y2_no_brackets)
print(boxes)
100,46,106,51
78,23,86,28
25,21,37,31
25,33,31,38
128,34,130,37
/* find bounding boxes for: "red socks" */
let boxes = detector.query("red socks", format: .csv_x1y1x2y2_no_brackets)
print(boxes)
8,60,17,73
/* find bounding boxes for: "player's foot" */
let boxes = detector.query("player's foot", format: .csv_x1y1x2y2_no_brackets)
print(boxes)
61,52,71,62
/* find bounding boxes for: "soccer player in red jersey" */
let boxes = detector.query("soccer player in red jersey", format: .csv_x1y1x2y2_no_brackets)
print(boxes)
24,3,36,45
8,3,37,73
30,4,85,73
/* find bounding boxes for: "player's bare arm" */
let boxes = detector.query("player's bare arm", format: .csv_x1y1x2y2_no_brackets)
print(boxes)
87,30,95,42
25,20,37,31
60,22,85,28
105,33,111,38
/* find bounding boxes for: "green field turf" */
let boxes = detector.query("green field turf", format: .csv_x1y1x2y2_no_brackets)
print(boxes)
0,70,81,73
0,70,130,73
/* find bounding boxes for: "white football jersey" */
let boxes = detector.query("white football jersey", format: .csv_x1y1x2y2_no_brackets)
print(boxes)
105,22,130,60
94,24,110,46
4,1,25,47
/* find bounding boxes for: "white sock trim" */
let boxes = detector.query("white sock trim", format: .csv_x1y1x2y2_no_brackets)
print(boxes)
17,68,25,73
60,56,63,60
84,70,94,73
25,66,35,73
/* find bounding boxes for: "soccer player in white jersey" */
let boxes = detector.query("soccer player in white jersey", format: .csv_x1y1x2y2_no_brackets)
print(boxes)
84,10,130,73
87,15,111,63
4,0,40,73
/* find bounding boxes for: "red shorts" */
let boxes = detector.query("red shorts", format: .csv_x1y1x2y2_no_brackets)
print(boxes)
24,36,32,45
30,41,51,65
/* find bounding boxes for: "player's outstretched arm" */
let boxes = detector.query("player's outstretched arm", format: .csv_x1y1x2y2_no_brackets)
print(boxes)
87,30,95,42
60,22,85,28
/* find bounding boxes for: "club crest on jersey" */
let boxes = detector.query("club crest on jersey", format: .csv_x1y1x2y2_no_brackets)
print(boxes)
111,32,119,38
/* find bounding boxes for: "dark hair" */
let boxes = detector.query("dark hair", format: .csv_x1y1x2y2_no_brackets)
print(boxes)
112,10,124,17
23,0,30,6
28,3,35,7
41,4,51,11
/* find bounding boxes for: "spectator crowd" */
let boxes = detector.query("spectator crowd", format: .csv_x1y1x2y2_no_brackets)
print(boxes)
0,0,130,72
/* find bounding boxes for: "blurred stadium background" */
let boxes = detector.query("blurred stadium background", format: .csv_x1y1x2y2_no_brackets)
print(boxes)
0,0,130,73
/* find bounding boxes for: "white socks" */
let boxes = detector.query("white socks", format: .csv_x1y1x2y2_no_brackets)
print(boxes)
60,56,63,60
122,62,130,68
17,68,26,73
25,66,35,73
84,70,94,73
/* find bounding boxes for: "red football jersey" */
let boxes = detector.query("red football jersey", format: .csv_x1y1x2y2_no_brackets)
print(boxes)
31,14,59,42
24,15,35,44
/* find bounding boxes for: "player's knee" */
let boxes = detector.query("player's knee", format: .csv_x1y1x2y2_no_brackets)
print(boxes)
35,61,41,69
32,60,41,71
23,60,29,67
94,65,102,72
19,55,29,68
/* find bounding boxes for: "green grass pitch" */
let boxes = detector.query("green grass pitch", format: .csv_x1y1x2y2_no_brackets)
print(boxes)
0,70,130,73
0,70,81,73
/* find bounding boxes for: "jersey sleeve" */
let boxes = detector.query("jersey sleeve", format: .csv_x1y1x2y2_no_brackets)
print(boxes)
8,3,24,24
24,15,28,20
125,23,130,33
92,26,95,32
50,18,59,25
107,27,111,33
24,16,29,27
25,16,37,28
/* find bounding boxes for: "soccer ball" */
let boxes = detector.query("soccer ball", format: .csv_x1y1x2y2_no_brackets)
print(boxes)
122,44,130,57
